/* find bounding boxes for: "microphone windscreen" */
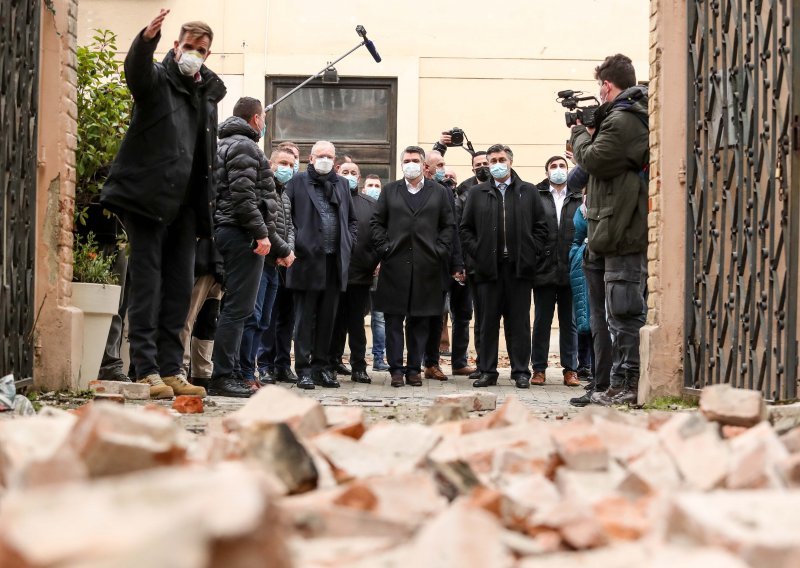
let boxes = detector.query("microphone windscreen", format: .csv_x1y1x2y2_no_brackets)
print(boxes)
365,39,382,63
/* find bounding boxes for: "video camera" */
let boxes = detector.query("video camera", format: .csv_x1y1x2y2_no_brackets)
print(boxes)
557,90,600,128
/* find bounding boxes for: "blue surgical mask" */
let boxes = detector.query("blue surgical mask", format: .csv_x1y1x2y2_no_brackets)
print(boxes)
274,165,293,185
490,163,509,180
293,159,299,174
364,187,381,200
434,168,446,182
344,175,358,190
549,167,568,185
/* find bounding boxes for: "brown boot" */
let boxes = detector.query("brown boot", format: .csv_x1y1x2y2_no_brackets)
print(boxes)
163,374,207,397
424,364,448,381
137,374,174,399
530,370,546,386
563,370,581,387
406,371,423,386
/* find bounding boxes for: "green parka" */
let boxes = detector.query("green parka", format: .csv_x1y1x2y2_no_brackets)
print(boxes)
570,86,649,256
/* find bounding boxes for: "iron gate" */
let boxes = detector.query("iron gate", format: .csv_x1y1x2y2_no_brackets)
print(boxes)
0,1,40,379
686,0,800,400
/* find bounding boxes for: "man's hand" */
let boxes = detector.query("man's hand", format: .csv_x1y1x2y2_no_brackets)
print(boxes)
253,237,271,256
574,119,596,138
565,150,576,165
452,270,466,283
439,132,452,146
143,9,170,41
374,264,381,277
280,251,296,267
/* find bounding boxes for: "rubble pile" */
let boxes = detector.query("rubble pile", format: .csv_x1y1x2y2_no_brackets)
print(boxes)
1,383,799,567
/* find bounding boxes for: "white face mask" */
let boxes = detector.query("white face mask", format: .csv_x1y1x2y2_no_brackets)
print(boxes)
177,50,204,76
402,162,422,180
313,157,334,174
549,167,568,185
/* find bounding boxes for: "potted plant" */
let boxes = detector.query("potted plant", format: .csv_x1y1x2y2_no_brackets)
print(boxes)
72,232,121,388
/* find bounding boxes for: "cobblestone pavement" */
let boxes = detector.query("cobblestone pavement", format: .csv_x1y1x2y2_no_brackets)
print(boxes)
176,355,586,433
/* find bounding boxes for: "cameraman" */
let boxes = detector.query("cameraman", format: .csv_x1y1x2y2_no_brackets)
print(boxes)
569,53,649,406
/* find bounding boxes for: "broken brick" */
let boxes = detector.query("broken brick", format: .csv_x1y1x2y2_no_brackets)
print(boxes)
172,395,204,414
699,383,766,427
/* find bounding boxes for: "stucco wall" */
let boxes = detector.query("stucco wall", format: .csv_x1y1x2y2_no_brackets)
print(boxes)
34,0,84,391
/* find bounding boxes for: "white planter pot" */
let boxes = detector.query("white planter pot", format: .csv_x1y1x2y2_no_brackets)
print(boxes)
72,282,122,389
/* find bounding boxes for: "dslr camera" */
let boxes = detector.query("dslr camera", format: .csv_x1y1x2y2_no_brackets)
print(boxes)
444,127,465,147
557,90,600,128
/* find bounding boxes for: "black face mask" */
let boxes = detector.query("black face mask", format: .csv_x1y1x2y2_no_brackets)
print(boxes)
475,166,490,182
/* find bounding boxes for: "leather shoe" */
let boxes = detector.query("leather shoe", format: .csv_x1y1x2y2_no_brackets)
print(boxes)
372,359,390,371
313,370,340,388
468,369,482,381
390,371,404,388
258,369,276,386
577,367,592,380
208,376,253,398
296,374,315,390
406,371,423,386
274,367,298,384
570,391,593,407
452,365,477,376
472,373,498,387
590,387,626,406
513,376,530,389
563,370,581,387
424,364,447,381
613,388,638,405
530,370,546,386
334,362,352,376
351,370,371,384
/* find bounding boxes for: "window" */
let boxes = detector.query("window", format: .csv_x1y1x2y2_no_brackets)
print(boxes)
265,76,398,182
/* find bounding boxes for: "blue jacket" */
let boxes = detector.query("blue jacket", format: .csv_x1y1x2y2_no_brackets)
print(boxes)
569,205,590,334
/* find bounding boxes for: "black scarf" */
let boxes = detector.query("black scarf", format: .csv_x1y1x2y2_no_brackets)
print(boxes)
307,164,339,202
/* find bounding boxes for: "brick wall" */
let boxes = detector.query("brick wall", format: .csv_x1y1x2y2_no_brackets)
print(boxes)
646,0,662,325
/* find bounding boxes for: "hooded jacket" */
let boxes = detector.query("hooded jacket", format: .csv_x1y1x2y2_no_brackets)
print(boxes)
570,85,649,256
213,116,277,241
100,30,226,237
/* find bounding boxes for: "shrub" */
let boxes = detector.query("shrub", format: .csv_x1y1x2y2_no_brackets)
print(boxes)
72,232,119,285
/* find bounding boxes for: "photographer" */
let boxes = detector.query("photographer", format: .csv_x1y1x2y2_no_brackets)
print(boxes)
569,53,649,406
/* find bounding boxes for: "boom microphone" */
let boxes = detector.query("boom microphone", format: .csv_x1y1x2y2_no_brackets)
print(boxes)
356,25,382,63
364,39,382,63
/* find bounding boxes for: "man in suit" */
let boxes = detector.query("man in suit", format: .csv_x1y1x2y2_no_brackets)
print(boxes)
371,146,454,387
459,144,548,389
284,140,358,389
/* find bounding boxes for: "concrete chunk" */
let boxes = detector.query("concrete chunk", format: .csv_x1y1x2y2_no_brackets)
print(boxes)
224,385,327,438
433,391,497,412
89,380,150,400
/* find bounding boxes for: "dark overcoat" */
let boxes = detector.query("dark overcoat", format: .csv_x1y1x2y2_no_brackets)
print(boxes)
100,30,226,237
347,190,379,286
533,179,583,288
370,179,454,316
284,171,357,291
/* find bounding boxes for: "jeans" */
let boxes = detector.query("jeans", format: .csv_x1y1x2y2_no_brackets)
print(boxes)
371,310,386,360
211,226,265,379
532,284,578,373
98,249,129,379
258,267,294,372
239,264,279,381
124,208,196,378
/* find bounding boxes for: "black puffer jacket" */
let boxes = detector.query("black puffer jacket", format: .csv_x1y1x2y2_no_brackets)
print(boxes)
265,182,295,266
533,179,583,288
213,116,277,240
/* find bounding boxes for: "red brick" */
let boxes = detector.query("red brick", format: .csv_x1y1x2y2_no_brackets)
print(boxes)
172,395,204,414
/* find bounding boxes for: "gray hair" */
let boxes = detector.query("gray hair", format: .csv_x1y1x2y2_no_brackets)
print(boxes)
400,145,426,161
311,140,336,156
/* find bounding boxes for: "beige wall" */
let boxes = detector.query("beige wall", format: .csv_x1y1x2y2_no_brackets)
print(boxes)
78,0,649,184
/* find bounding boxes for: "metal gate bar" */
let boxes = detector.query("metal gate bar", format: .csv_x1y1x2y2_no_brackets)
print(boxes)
686,0,798,400
0,1,40,379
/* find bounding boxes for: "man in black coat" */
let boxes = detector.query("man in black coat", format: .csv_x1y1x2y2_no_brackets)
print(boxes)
285,141,358,389
531,156,584,388
100,11,226,399
459,144,548,389
329,162,379,383
371,146,454,388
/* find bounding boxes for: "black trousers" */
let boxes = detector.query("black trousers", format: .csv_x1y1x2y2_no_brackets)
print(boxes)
211,226,265,379
584,255,613,391
450,279,474,369
330,284,371,372
124,208,196,379
531,284,578,372
98,250,130,379
475,260,532,378
258,267,294,372
467,273,482,365
293,255,340,375
385,314,429,375
577,332,594,373
422,293,446,367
